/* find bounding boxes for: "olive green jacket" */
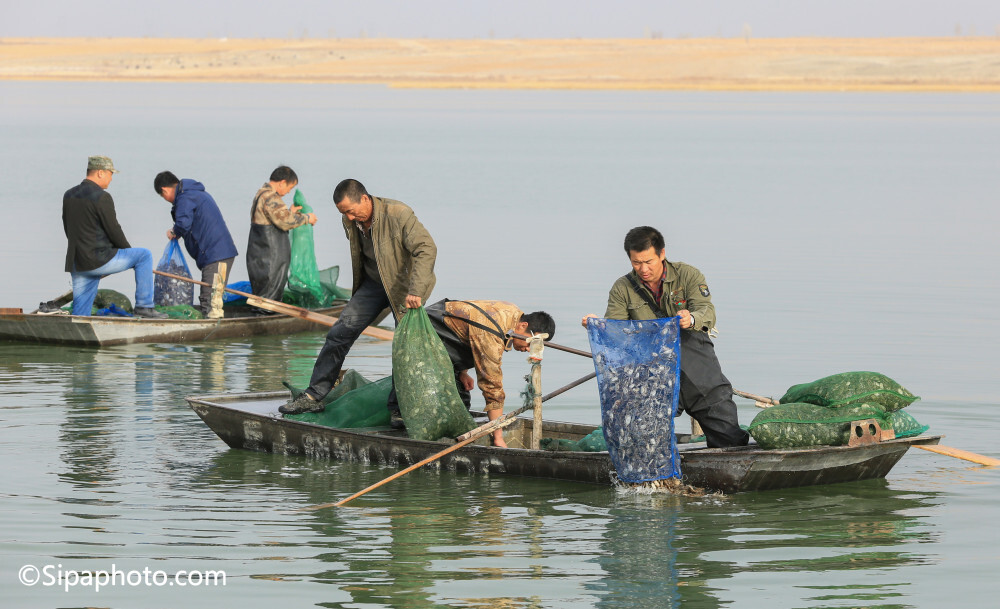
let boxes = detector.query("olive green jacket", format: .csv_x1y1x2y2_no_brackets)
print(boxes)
343,196,437,320
604,261,717,333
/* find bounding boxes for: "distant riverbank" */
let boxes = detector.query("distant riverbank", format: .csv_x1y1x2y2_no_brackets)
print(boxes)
2,37,999,91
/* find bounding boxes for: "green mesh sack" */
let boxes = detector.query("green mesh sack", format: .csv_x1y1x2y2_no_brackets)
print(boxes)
779,371,920,412
155,305,203,319
541,428,609,452
748,402,892,449
889,410,930,439
285,374,393,428
93,289,133,313
286,189,331,309
392,307,476,441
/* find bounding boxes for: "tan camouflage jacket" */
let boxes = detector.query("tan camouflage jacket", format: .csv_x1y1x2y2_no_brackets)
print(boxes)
250,183,309,230
442,300,524,412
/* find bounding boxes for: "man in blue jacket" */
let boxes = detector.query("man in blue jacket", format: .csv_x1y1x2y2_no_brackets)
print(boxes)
154,171,239,315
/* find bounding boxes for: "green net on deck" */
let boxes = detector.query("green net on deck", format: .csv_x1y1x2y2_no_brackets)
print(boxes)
392,307,476,442
155,305,204,319
540,428,608,452
748,402,893,449
780,371,919,412
284,370,392,428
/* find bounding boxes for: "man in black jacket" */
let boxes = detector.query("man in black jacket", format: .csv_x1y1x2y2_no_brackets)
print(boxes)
62,156,166,318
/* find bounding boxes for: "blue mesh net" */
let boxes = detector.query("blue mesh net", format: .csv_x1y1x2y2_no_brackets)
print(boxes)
586,317,682,483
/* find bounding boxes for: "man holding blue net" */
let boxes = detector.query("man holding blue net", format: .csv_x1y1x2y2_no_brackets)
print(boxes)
583,226,749,448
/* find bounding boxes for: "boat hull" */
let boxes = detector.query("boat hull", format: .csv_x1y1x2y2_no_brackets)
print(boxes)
0,305,346,346
186,391,942,493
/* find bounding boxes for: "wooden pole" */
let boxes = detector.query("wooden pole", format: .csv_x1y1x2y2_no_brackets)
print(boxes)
913,444,1000,466
531,361,543,450
152,269,394,340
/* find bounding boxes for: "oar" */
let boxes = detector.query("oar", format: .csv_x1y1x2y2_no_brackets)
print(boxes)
152,269,394,340
301,371,598,511
912,444,1000,466
729,389,1000,466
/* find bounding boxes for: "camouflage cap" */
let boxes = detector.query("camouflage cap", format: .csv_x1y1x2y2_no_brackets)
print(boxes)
87,155,119,173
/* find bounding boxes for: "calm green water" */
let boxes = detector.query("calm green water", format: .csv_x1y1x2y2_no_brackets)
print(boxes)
2,83,999,608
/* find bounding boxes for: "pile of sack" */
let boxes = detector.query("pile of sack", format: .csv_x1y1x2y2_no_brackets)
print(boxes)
748,371,928,449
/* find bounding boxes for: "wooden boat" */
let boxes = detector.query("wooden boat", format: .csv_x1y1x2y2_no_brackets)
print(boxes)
186,390,943,493
0,303,346,346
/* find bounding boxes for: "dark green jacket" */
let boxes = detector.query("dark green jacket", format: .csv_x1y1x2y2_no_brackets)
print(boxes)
343,196,437,320
604,260,717,333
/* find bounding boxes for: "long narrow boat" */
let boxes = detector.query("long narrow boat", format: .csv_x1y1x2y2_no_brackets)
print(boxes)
0,303,346,346
186,390,942,493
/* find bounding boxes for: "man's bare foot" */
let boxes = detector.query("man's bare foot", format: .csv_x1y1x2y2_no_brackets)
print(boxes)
492,434,508,448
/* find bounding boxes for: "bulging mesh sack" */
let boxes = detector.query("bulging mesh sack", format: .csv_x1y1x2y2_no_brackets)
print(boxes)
889,409,929,439
393,307,476,441
586,317,682,483
286,190,332,309
780,371,919,412
154,239,194,306
748,402,892,449
284,369,393,428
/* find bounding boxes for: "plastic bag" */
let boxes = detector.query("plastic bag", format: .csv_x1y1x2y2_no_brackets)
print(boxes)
392,307,476,441
587,317,682,483
153,239,194,306
540,428,608,452
780,371,919,412
286,190,330,309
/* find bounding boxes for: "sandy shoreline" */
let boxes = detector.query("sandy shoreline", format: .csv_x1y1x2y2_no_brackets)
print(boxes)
2,37,999,91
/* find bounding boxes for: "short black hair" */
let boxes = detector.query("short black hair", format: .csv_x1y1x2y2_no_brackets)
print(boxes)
522,311,556,341
624,226,665,255
269,165,298,184
153,171,179,195
333,178,369,205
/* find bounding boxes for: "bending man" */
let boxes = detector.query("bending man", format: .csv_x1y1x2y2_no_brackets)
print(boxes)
154,171,239,316
401,299,556,447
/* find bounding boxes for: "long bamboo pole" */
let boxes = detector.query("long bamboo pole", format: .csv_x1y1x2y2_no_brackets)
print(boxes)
152,269,394,340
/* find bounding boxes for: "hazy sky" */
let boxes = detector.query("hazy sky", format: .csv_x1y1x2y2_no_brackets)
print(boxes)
4,1,1000,39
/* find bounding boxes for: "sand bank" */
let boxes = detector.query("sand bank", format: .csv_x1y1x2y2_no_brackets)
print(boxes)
2,37,999,91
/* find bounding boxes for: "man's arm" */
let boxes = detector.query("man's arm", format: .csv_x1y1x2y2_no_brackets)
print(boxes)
603,279,630,320
98,193,132,249
681,266,717,331
400,210,437,300
171,195,194,239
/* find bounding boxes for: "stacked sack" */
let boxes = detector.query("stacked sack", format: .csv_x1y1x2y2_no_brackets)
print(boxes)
748,372,928,449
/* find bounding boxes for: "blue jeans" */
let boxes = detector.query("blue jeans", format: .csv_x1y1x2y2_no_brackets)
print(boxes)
70,248,155,316
307,277,393,400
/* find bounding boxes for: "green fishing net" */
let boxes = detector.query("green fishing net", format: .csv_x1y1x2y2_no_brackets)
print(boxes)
780,371,919,412
284,370,392,428
748,402,892,449
540,428,608,452
286,189,330,309
392,307,476,441
154,305,204,319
